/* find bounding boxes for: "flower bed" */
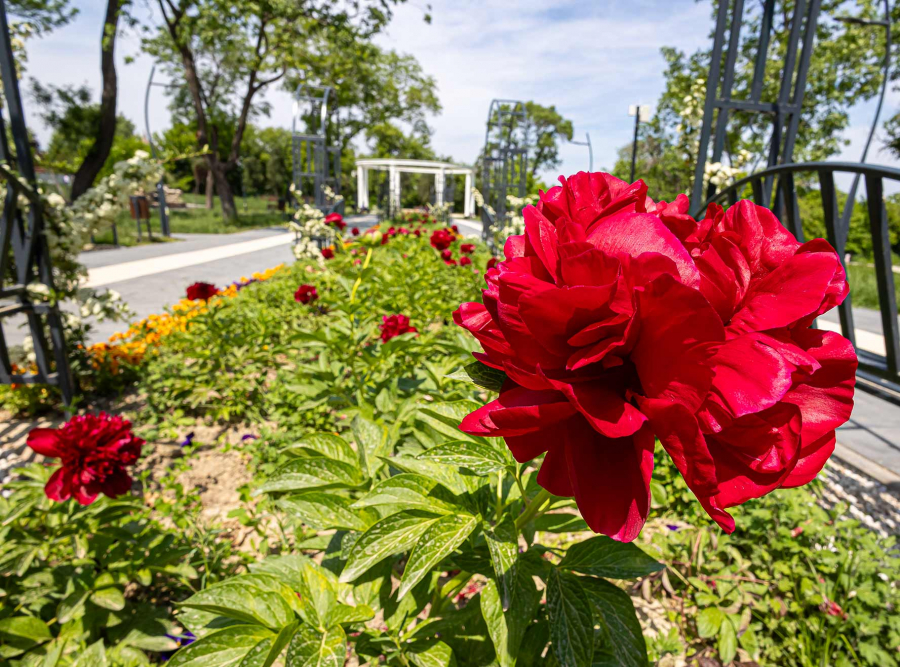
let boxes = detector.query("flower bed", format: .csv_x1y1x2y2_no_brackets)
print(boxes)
1,174,898,667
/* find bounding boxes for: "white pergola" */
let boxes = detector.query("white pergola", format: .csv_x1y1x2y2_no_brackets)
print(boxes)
355,158,476,217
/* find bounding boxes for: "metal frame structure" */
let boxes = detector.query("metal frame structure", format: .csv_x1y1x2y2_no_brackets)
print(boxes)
700,162,900,405
144,64,172,237
291,82,342,214
480,99,530,241
0,0,75,406
691,0,822,216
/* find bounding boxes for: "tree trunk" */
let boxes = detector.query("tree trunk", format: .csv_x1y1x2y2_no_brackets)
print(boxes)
70,0,120,201
212,163,237,221
205,168,214,209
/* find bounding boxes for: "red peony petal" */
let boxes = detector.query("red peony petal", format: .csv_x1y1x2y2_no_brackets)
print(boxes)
523,207,560,281
537,443,575,497
45,466,72,501
540,375,647,439
781,432,836,488
26,429,66,458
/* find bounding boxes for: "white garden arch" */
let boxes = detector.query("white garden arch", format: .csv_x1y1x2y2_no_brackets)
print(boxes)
355,158,476,217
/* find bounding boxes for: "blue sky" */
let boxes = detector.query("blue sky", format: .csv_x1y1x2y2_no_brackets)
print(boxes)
21,0,900,187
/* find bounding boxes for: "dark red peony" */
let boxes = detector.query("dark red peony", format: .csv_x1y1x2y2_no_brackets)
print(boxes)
185,282,218,301
486,257,498,270
321,247,335,259
460,256,472,266
454,171,855,541
461,243,475,255
27,413,144,505
294,284,318,304
325,212,346,231
380,314,418,343
430,229,455,251
441,249,453,261
351,227,360,236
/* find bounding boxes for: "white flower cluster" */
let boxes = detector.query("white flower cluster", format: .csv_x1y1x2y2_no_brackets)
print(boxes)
472,188,535,249
426,201,453,222
321,184,344,204
288,190,339,263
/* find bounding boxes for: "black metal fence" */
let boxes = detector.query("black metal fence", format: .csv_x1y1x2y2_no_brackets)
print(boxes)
703,162,900,404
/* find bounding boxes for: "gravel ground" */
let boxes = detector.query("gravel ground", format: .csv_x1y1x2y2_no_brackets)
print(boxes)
818,456,900,537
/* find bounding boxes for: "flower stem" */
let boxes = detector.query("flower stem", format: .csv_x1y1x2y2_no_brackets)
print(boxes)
515,487,551,530
349,247,373,304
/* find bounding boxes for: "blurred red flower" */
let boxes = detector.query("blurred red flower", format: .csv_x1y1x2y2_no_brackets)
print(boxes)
325,212,346,231
27,413,144,505
460,243,475,254
460,256,472,266
380,314,418,343
294,284,318,304
351,227,360,236
185,282,218,301
430,229,455,251
322,247,335,259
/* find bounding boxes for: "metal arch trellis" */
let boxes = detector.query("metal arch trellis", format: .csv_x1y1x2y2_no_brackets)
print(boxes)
480,99,530,242
690,0,822,218
0,0,75,406
291,81,342,214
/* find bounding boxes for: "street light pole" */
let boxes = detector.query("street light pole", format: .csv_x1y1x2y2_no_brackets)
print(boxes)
145,64,170,237
628,104,651,183
569,132,593,172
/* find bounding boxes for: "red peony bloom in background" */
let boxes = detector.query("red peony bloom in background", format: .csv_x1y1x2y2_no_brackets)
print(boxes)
441,249,453,261
460,256,472,266
351,227,360,236
460,243,475,255
454,171,855,541
325,212,347,231
380,314,418,343
27,413,144,505
294,284,318,304
322,247,335,259
486,257,498,270
185,282,218,301
431,229,455,251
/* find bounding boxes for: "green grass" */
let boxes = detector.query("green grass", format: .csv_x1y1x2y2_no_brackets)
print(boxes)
847,261,900,313
90,193,288,247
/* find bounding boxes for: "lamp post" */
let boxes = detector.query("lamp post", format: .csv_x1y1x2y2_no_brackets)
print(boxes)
628,104,651,182
144,64,173,237
835,0,891,229
569,132,593,172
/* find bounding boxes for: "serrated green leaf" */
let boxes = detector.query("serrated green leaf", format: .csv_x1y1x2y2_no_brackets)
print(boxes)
255,457,364,494
408,640,457,667
418,440,512,475
582,578,648,667
446,361,508,392
167,625,275,667
287,433,357,466
284,624,345,667
559,536,664,579
399,513,479,599
484,515,518,610
179,575,296,630
277,493,377,531
696,607,724,639
340,511,439,583
352,474,462,514
547,570,594,667
353,415,390,477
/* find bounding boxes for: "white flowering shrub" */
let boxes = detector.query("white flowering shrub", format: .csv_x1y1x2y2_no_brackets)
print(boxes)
288,189,339,263
473,188,535,251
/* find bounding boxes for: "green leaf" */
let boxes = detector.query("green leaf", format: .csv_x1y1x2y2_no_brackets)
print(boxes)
546,570,594,667
57,586,90,623
73,640,107,667
246,621,299,667
696,607,725,639
558,536,664,579
180,575,296,629
255,457,364,494
352,474,461,514
249,558,336,628
533,513,589,533
329,603,375,625
287,433,358,466
481,574,540,667
418,440,512,475
353,415,390,478
418,400,483,442
582,578,648,667
383,456,468,495
399,513,479,599
90,586,126,611
284,625,346,667
408,640,457,667
717,617,737,664
167,625,275,667
0,616,52,643
446,361,508,392
340,511,439,583
277,493,377,531
484,515,519,609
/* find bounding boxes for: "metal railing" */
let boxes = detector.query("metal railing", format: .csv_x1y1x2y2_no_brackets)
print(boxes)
701,161,900,404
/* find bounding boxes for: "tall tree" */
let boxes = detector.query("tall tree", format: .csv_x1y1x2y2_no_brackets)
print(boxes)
524,102,573,177
69,0,124,200
145,0,409,221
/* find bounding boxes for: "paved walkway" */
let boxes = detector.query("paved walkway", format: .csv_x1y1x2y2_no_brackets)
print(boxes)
2,214,900,487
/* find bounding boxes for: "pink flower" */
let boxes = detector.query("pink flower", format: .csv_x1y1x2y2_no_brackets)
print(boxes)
27,413,144,505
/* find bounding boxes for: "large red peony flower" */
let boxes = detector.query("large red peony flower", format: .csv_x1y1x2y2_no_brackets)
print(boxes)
454,171,855,541
185,282,219,301
380,314,418,343
294,284,318,304
26,413,144,505
431,229,455,251
325,212,346,231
